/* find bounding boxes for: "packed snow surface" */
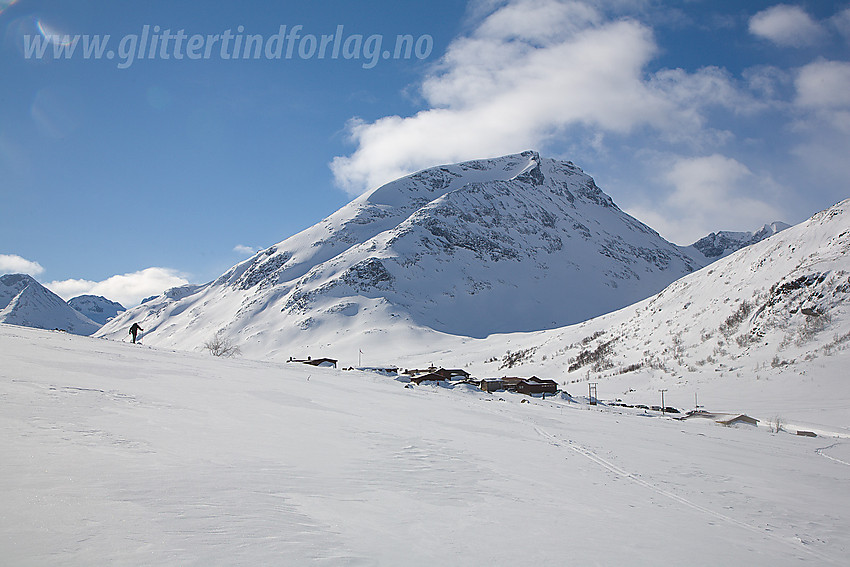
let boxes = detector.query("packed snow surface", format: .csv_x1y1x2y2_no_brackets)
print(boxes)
2,324,849,565
12,153,848,563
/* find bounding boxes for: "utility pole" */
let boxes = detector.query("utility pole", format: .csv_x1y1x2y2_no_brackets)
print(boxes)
659,389,667,415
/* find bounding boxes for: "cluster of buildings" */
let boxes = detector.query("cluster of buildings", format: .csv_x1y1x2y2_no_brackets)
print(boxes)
398,366,560,396
288,358,561,397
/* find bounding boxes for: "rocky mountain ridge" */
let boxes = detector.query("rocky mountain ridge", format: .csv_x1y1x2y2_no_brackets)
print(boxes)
68,294,126,326
455,199,850,407
98,151,712,356
690,221,791,259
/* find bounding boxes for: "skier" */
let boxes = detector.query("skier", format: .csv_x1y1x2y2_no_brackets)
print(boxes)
129,322,143,344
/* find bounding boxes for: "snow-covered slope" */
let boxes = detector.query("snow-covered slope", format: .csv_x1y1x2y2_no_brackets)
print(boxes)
690,221,791,260
443,199,850,430
2,323,849,565
68,294,125,325
0,274,100,336
98,151,704,356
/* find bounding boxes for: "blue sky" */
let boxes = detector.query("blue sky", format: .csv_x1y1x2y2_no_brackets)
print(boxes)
1,0,849,306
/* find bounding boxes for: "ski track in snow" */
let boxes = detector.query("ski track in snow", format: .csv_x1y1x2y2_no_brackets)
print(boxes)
3,324,849,564
467,391,843,563
816,443,850,467
524,421,841,565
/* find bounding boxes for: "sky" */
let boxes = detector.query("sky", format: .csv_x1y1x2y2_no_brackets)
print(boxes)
1,0,849,307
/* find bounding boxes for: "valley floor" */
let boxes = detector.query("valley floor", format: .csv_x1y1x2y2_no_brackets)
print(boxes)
1,324,848,565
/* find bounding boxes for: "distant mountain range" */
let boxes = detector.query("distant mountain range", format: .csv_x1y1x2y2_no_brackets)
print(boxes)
97,151,793,360
67,295,126,326
0,274,126,335
0,274,101,335
690,221,790,259
450,197,849,416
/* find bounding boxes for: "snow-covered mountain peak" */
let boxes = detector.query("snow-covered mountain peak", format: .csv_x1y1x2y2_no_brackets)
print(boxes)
451,198,850,414
364,150,542,208
215,151,609,296
98,152,710,355
0,274,100,336
68,295,126,326
690,219,791,260
0,273,35,307
758,220,792,235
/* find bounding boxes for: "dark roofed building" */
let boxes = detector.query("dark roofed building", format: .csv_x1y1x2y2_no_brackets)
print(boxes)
516,377,558,395
493,376,558,395
410,372,447,385
500,377,526,391
433,368,470,380
403,366,438,377
479,378,504,392
357,366,399,376
404,367,470,381
288,356,338,368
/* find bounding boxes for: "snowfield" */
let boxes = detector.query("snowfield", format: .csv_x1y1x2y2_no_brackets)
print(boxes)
440,198,850,434
2,323,849,565
5,155,849,564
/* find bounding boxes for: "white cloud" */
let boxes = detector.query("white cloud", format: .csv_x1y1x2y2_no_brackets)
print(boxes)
788,60,850,204
233,244,257,255
626,154,786,244
789,133,850,205
44,278,98,300
474,0,601,43
46,267,190,307
795,60,850,109
833,7,850,40
749,5,825,47
0,254,45,276
331,0,753,195
649,66,768,116
742,65,792,99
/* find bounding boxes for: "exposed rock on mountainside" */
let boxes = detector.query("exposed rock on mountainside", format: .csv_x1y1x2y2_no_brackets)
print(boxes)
68,294,125,326
98,151,707,356
461,199,850,400
690,221,790,259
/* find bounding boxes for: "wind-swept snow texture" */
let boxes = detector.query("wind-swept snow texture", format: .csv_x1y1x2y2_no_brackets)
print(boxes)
2,324,849,565
99,151,704,357
0,274,100,336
